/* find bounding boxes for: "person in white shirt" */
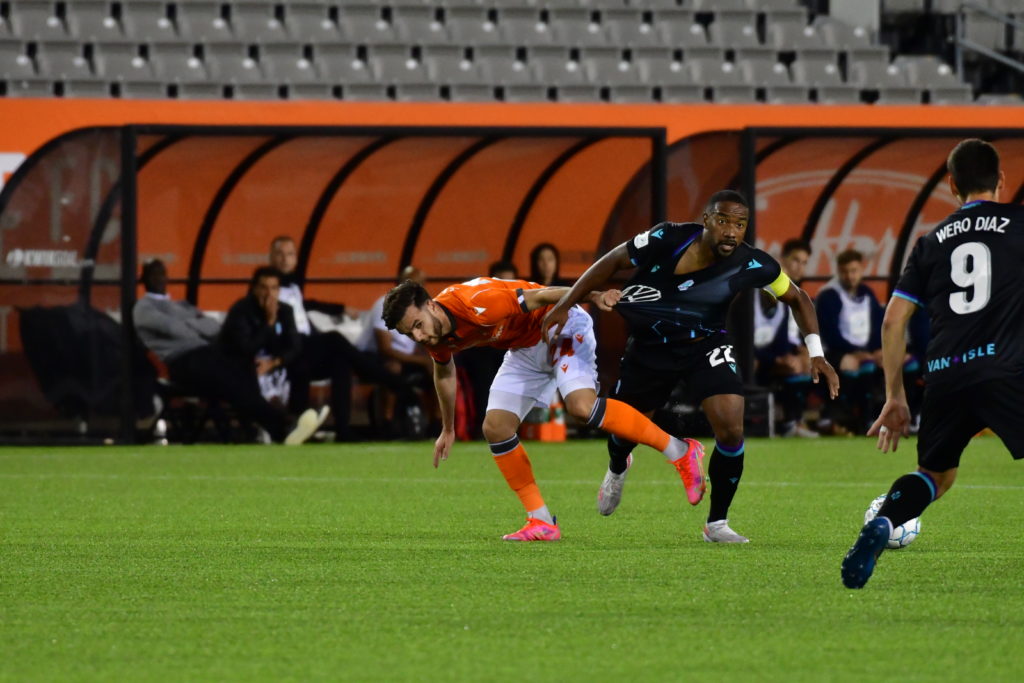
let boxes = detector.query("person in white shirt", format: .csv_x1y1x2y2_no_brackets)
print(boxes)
269,236,411,440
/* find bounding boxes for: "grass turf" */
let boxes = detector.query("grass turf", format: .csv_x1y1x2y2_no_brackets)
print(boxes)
2,437,1023,682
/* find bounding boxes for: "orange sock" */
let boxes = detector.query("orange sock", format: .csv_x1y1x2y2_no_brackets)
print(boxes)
490,437,546,512
592,398,671,452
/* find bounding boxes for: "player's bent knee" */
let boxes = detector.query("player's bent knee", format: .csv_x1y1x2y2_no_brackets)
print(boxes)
562,389,597,421
482,415,518,444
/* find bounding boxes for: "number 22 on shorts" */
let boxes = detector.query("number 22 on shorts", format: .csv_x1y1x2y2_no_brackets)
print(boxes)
707,345,736,367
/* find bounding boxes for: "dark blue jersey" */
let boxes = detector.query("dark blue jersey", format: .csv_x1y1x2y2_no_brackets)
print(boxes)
895,200,1024,392
616,222,783,345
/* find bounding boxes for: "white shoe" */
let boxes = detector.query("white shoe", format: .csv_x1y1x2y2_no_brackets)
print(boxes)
782,421,820,438
702,519,749,544
597,453,632,516
285,408,321,445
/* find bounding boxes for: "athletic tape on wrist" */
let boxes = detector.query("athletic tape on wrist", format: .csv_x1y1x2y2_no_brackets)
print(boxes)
804,333,824,359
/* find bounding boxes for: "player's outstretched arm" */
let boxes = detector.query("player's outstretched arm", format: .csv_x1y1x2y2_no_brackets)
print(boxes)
778,282,840,399
522,286,613,312
432,357,457,468
867,296,916,451
541,243,633,340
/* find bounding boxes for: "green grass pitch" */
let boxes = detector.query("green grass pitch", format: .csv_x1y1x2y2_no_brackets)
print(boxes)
2,437,1023,682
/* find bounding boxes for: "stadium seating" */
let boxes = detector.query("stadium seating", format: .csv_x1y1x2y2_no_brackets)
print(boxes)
0,0,1014,104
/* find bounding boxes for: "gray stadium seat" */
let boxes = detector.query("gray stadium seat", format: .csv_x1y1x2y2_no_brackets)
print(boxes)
974,92,1024,105
121,2,177,42
962,15,1008,51
812,16,872,49
608,85,656,103
816,85,862,104
710,84,759,102
875,86,923,104
93,44,156,81
446,7,501,46
692,0,748,10
654,9,708,47
35,41,93,80
392,6,449,45
65,1,125,42
315,44,375,83
747,0,802,9
660,84,705,103
529,46,586,85
448,84,495,102
688,57,745,86
287,83,336,100
62,79,110,98
848,59,907,88
892,55,961,87
502,84,550,102
8,1,67,40
633,48,694,86
369,45,430,85
116,80,165,98
736,54,791,86
205,44,264,84
477,46,537,85
603,9,662,48
340,83,389,101
175,2,234,42
5,77,54,96
336,5,396,44
496,8,552,45
259,44,317,83
928,85,974,104
282,3,342,43
394,84,443,102
422,46,486,84
0,41,35,78
580,47,637,85
765,9,824,49
707,10,761,48
549,9,608,47
231,2,289,43
149,43,209,83
231,83,279,100
764,84,811,103
176,82,223,100
556,84,605,102
790,51,844,86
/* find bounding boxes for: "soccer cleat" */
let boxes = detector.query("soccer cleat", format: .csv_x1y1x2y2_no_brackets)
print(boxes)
841,517,891,589
671,438,706,505
702,519,749,543
502,517,561,542
597,453,633,516
284,407,327,445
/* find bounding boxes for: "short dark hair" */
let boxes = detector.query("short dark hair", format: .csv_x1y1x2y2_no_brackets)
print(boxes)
140,258,166,291
948,138,1000,198
249,265,281,290
382,280,431,330
781,238,811,257
706,190,748,211
836,249,863,267
488,260,518,278
270,235,294,249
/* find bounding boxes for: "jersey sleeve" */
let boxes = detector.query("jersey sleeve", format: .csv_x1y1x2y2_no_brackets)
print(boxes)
428,347,452,364
748,251,784,292
467,285,525,325
626,222,678,269
893,238,927,308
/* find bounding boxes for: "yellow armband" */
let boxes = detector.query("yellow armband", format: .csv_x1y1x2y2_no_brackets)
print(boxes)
765,271,792,298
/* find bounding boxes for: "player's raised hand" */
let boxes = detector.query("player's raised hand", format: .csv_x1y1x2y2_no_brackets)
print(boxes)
433,429,455,468
867,399,911,452
589,289,622,312
810,356,840,400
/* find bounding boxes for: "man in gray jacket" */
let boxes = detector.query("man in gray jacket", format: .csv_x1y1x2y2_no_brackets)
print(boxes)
133,259,319,445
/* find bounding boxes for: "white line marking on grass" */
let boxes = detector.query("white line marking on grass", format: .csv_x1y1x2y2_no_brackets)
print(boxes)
0,472,1021,491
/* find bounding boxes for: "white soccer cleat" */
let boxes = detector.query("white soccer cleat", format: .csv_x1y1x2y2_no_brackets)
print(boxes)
702,519,749,544
597,453,632,516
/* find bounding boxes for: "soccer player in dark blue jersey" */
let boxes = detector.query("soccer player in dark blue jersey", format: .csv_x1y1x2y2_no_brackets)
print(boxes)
842,139,1024,588
544,190,840,543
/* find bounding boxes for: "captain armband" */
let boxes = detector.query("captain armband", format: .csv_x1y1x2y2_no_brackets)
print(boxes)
765,271,792,299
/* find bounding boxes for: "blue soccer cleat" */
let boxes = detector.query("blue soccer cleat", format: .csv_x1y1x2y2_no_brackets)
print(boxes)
841,517,891,589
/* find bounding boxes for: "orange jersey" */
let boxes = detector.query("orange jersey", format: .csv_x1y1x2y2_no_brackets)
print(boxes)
427,278,552,363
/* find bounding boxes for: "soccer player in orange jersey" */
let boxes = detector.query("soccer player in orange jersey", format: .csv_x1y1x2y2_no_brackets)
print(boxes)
382,276,705,542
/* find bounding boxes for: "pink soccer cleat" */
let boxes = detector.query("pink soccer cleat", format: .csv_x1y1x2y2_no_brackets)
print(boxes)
672,438,706,505
502,517,561,542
